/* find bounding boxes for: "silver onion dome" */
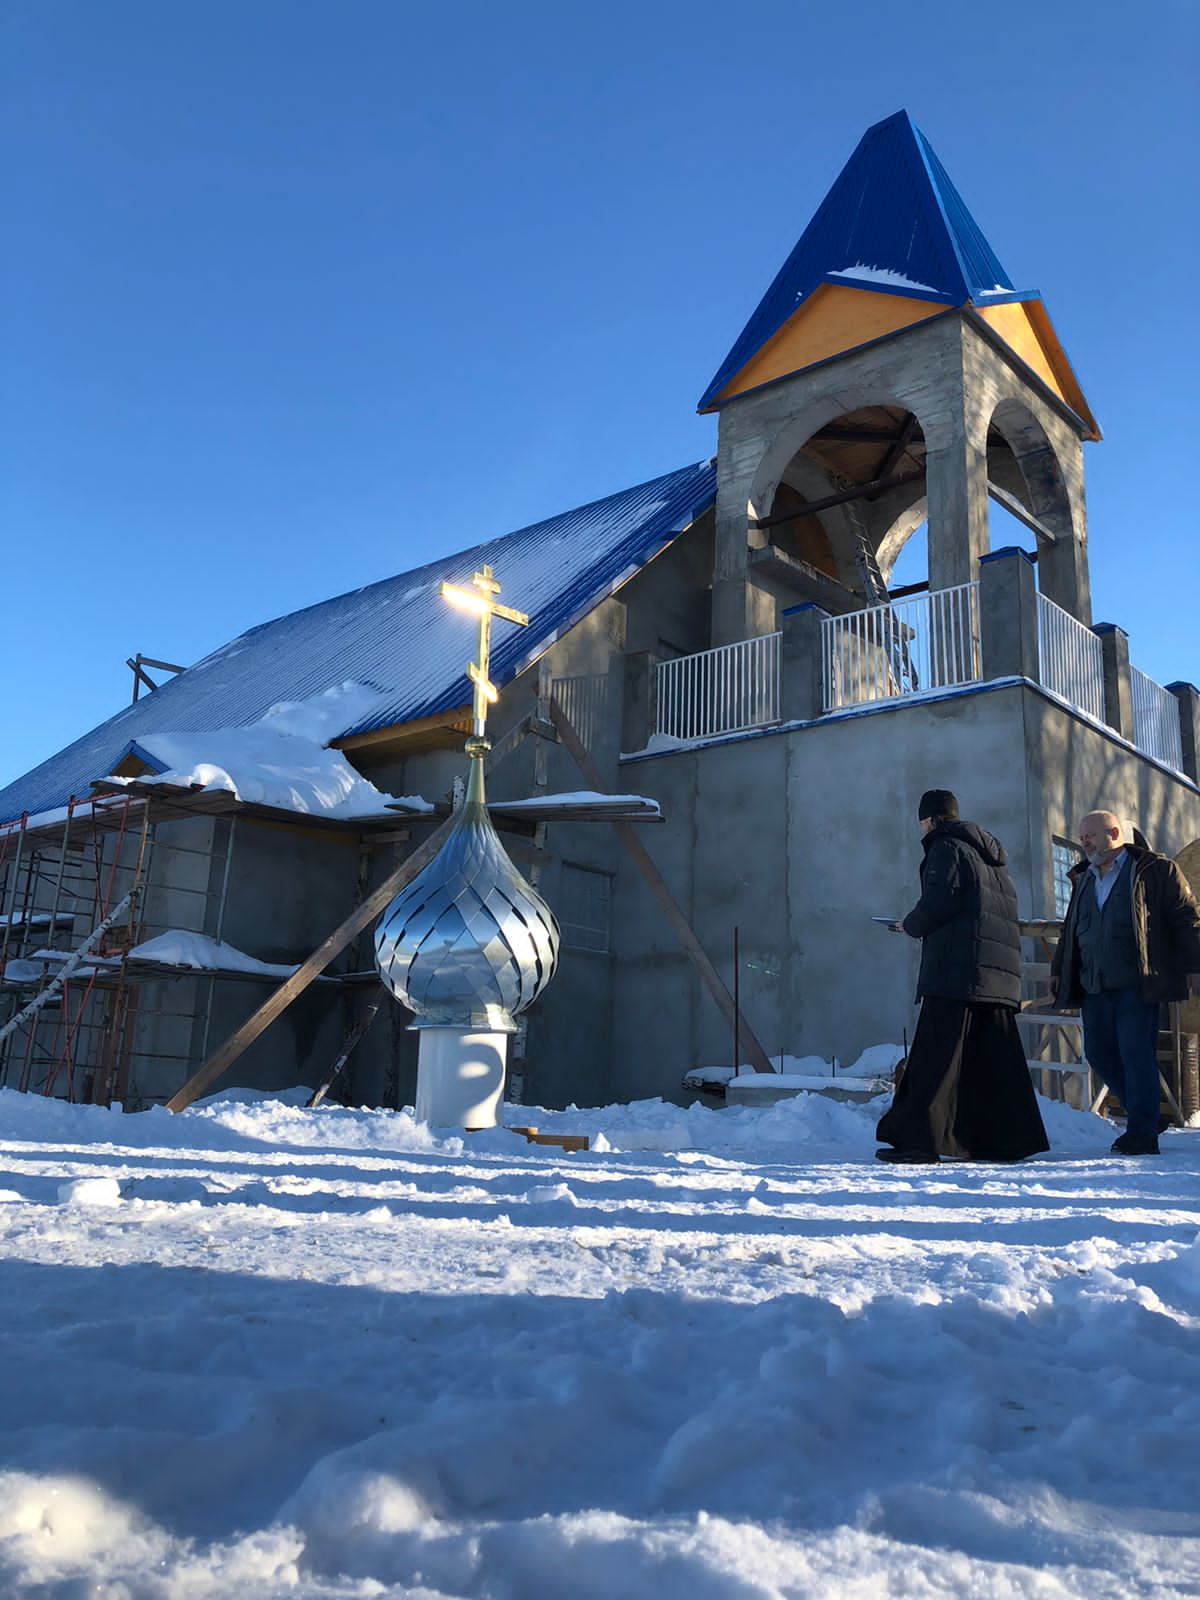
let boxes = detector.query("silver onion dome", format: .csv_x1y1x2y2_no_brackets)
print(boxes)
374,759,560,1032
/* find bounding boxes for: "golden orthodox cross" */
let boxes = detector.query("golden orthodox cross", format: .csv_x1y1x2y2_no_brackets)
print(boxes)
439,565,529,743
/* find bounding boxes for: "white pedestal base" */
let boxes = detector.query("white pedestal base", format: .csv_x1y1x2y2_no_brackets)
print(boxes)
414,1030,508,1129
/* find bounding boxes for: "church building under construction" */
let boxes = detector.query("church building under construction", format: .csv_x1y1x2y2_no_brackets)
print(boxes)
2,110,1197,1111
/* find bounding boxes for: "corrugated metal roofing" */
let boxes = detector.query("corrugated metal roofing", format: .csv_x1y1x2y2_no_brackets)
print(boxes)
699,110,1023,410
0,461,717,824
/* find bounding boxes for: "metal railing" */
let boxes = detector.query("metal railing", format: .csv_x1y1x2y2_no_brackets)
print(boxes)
654,633,781,741
550,672,612,756
1131,665,1184,772
1036,593,1105,722
821,583,981,711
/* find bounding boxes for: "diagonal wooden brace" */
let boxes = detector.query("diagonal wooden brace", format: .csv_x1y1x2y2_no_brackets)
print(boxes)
547,695,776,1075
166,815,456,1113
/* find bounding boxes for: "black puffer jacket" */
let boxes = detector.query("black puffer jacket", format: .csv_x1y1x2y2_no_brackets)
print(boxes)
902,820,1022,1007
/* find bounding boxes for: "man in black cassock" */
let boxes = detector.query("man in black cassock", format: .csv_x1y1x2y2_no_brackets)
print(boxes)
875,789,1049,1165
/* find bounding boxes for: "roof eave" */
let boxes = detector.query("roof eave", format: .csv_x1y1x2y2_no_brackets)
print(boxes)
335,493,718,745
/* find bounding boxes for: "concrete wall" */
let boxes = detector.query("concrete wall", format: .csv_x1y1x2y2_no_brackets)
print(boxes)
1026,695,1200,874
609,684,1030,1100
603,681,1200,1105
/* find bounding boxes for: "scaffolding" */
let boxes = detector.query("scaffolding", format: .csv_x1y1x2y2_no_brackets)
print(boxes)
0,787,401,1107
0,698,724,1110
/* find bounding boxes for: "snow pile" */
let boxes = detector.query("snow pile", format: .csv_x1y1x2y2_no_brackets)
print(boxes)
6,933,312,984
844,1041,906,1077
0,1087,1196,1599
106,683,434,821
55,1176,122,1206
686,1045,904,1096
3,948,120,983
827,262,940,293
129,931,299,979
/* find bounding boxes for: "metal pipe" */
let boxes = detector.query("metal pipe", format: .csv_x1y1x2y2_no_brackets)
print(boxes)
0,813,29,976
44,797,76,958
198,816,237,1065
733,925,741,1077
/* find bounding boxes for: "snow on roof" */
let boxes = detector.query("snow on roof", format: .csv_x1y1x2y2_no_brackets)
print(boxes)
106,685,432,822
826,263,938,294
486,790,661,816
699,109,1022,409
0,461,716,824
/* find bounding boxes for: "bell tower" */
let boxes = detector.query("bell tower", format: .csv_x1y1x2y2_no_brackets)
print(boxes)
700,110,1100,645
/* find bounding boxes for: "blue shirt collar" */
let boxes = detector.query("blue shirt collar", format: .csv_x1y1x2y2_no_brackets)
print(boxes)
1088,847,1128,886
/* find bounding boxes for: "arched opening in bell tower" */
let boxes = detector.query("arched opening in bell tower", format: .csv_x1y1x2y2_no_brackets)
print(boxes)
748,402,930,613
985,397,1087,620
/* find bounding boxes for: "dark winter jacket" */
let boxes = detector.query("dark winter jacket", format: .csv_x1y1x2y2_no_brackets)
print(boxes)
1051,846,1200,1005
901,821,1022,1008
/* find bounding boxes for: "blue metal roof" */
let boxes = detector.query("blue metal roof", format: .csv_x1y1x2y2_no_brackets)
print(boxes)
0,461,717,823
699,110,1025,410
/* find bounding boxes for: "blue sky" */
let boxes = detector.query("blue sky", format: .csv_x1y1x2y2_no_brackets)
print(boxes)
2,0,1197,790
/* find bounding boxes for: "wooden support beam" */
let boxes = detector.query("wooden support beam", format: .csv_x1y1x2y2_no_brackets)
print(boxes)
547,695,777,1076
874,414,920,485
484,714,533,774
1159,1069,1185,1128
986,481,1057,545
126,659,159,703
166,816,456,1113
126,653,185,704
307,989,385,1108
751,469,925,531
809,425,909,444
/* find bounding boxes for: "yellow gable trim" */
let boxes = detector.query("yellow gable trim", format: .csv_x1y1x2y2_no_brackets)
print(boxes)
976,301,1100,440
110,750,154,779
712,285,947,405
976,302,1064,400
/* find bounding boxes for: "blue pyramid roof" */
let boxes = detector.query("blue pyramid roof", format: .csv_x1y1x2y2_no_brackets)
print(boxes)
699,110,1023,410
0,461,716,823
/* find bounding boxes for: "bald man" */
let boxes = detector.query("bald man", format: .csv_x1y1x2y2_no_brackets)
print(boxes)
1052,811,1200,1155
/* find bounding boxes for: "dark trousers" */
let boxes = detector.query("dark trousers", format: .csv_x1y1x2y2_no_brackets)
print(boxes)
1080,986,1162,1142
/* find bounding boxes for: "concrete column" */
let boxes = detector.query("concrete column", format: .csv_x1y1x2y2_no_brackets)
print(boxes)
621,650,660,753
1028,430,1091,624
712,421,755,646
978,545,1039,682
924,414,990,593
1167,681,1200,782
711,573,778,648
1093,623,1134,740
780,603,829,722
1036,534,1092,626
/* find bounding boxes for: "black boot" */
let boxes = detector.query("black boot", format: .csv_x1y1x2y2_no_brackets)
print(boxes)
1110,1131,1160,1156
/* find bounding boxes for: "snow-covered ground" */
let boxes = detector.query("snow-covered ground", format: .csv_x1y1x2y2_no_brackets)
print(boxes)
0,1086,1197,1599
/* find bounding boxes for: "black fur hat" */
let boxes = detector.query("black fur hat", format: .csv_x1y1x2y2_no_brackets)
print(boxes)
918,788,959,821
